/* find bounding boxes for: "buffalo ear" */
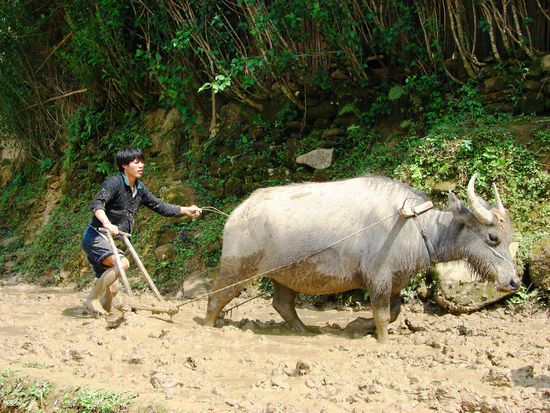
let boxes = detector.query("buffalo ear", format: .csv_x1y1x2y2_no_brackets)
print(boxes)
448,191,474,225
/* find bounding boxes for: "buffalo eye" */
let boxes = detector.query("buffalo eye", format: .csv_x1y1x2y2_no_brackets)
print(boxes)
488,233,500,245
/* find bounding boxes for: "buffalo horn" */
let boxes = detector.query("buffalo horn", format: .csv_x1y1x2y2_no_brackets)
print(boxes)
492,183,505,214
467,174,494,225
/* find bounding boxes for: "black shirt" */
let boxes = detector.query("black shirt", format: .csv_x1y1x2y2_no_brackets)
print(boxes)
90,174,180,233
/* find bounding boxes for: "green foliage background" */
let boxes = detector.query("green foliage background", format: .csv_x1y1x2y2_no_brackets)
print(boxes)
0,0,548,305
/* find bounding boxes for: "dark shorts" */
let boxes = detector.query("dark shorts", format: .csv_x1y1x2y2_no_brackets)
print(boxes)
82,225,125,277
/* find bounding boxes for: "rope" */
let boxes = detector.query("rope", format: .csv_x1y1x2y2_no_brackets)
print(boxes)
467,228,516,273
223,291,269,314
199,206,230,217
173,211,400,309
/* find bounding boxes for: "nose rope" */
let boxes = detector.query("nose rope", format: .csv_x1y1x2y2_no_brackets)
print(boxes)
467,228,516,274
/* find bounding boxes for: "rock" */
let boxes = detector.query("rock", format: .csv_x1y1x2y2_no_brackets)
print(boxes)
330,69,348,80
270,377,290,390
511,365,535,386
517,93,545,114
321,128,345,138
293,361,310,376
123,353,144,365
529,238,550,290
150,370,183,390
224,176,244,196
154,244,177,261
482,368,512,387
313,118,332,128
219,102,246,125
434,243,519,314
484,102,515,114
59,266,72,281
0,237,19,249
483,77,501,92
306,101,338,120
162,107,181,131
541,54,550,72
296,148,334,170
182,271,208,298
526,65,543,79
159,181,197,206
522,80,541,92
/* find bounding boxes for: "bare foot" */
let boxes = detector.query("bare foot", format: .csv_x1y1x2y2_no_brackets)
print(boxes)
84,299,109,316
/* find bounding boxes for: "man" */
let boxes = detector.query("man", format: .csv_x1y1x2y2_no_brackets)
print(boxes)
82,147,201,315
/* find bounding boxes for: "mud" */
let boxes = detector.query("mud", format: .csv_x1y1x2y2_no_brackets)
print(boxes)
0,283,548,412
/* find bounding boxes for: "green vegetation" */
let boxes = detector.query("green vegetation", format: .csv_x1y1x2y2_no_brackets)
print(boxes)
0,370,52,412
61,388,135,412
0,1,548,303
0,369,135,412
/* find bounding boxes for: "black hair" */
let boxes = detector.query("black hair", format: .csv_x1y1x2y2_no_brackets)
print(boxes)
115,147,145,172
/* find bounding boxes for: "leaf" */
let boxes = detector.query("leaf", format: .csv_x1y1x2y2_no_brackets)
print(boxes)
198,83,212,93
388,85,405,101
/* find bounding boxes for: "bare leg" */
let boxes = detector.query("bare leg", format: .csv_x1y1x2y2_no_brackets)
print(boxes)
100,257,129,312
100,279,119,313
85,255,128,315
84,277,109,316
272,280,308,333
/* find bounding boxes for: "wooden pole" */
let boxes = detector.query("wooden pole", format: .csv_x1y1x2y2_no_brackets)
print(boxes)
121,235,163,301
99,228,133,296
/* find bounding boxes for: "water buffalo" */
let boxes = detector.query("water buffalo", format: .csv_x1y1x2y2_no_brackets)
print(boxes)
205,174,520,342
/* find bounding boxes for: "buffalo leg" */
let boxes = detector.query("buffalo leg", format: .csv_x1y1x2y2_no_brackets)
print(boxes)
372,294,402,343
272,280,308,333
204,270,245,326
348,295,401,337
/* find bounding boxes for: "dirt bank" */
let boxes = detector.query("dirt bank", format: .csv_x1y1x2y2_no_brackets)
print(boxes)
0,283,548,412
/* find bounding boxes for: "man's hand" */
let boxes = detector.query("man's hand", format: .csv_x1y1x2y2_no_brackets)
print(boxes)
103,222,119,235
180,205,202,218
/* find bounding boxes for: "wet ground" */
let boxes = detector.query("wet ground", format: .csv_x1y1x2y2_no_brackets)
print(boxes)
0,283,548,412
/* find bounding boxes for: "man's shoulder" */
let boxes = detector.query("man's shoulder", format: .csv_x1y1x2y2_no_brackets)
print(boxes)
100,174,124,189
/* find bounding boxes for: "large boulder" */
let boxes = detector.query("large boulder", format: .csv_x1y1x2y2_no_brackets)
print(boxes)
529,238,550,290
434,243,519,314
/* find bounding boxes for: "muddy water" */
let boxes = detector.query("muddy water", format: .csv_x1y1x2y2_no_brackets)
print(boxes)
0,283,548,412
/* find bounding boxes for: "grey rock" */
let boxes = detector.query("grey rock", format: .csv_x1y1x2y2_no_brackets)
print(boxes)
296,148,334,170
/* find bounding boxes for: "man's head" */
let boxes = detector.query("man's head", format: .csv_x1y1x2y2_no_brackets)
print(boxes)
116,147,145,173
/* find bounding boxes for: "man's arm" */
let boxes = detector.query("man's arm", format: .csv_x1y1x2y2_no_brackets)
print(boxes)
94,209,119,234
91,176,119,234
141,186,201,218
